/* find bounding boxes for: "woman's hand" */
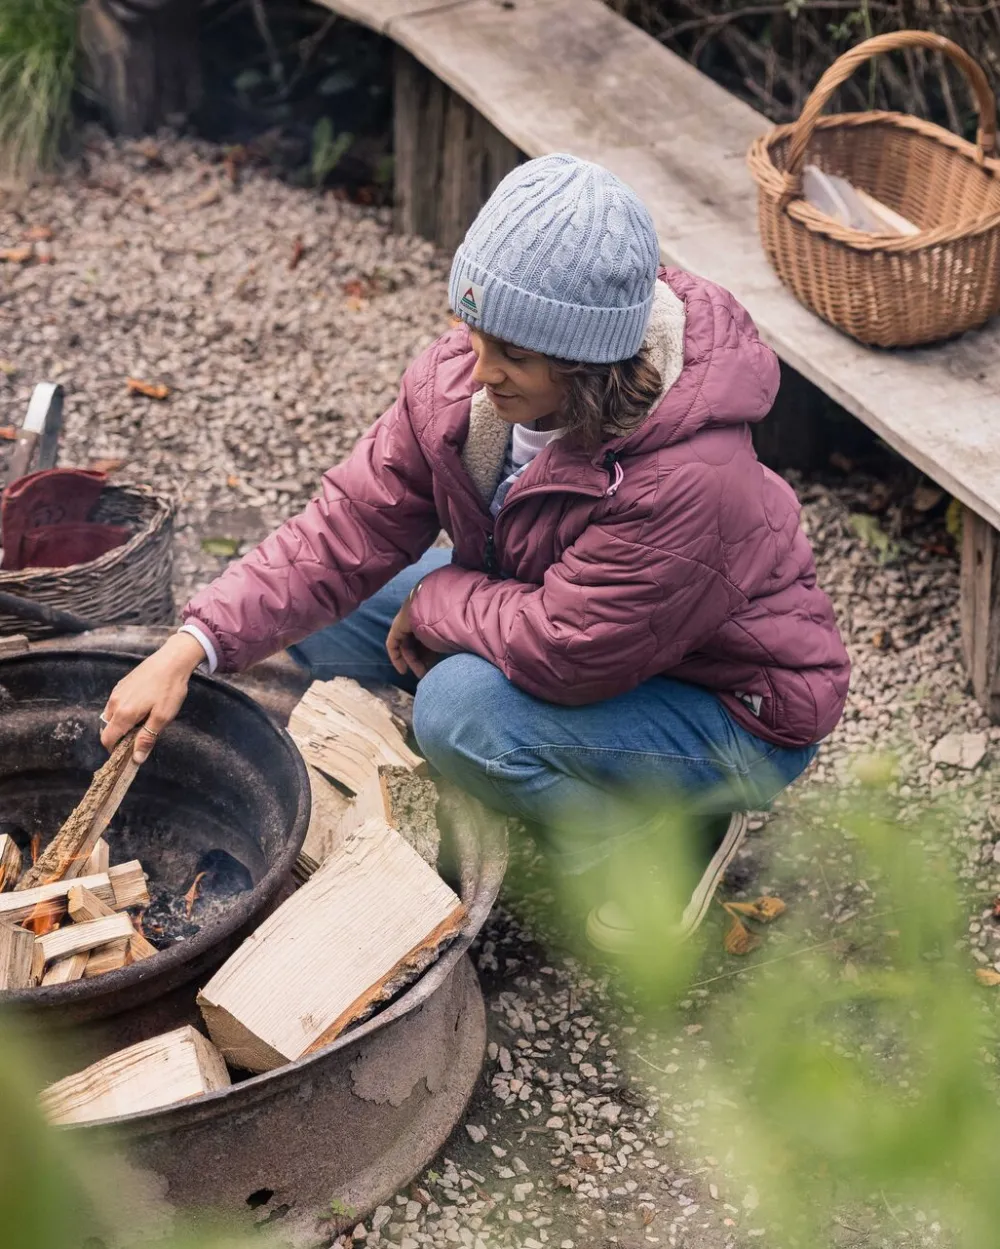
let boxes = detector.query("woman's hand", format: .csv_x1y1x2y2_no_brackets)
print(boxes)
100,632,207,763
386,594,440,678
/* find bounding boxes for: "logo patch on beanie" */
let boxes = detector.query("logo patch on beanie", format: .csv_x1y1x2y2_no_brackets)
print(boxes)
459,279,485,321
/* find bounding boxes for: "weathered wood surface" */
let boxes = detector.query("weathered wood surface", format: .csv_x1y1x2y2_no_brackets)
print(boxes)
394,48,521,252
316,0,1000,533
198,817,465,1073
41,1025,230,1126
961,507,1000,721
78,0,202,136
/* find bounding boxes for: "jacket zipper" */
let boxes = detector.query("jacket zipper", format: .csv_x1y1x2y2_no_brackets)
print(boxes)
483,467,618,575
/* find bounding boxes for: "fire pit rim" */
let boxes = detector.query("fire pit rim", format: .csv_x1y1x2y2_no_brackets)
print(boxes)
0,649,312,1010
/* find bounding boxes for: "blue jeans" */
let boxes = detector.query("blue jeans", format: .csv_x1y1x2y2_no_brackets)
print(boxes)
290,549,818,873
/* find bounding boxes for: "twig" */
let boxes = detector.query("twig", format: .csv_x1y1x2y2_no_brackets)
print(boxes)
631,1048,679,1077
249,0,285,88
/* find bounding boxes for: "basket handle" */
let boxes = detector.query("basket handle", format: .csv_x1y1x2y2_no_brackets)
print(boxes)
780,30,997,203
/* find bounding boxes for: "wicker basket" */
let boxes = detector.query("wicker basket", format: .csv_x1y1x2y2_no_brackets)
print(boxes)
747,30,1000,348
0,484,175,639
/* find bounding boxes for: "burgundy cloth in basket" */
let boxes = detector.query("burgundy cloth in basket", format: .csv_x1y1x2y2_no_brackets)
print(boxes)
0,469,129,571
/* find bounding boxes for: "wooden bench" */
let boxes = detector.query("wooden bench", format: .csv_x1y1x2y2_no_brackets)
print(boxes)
320,0,1000,722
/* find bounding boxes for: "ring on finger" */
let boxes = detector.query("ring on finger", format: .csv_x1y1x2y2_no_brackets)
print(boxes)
99,713,110,729
138,725,159,739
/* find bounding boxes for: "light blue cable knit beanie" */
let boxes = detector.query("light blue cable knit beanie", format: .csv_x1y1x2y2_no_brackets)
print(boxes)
449,154,660,364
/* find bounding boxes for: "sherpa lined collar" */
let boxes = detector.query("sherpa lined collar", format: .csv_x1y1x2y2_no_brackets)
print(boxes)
460,280,686,506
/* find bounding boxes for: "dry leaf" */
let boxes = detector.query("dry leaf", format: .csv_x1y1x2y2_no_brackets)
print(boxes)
725,896,787,924
913,484,944,513
871,626,892,650
289,236,306,271
226,475,240,488
991,895,1000,921
90,457,126,474
184,870,207,920
0,426,15,441
641,1207,657,1227
975,968,1000,987
0,360,16,376
723,910,761,956
0,246,33,264
126,378,170,400
189,185,222,210
752,895,787,922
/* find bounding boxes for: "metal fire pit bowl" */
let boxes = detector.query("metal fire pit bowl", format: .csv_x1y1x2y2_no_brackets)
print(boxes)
0,651,311,1032
10,631,509,1243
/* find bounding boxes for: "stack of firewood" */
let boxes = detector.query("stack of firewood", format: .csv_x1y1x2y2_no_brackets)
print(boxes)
0,732,153,989
40,679,465,1126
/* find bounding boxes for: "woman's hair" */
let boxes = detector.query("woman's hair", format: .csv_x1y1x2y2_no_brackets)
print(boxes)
549,348,663,449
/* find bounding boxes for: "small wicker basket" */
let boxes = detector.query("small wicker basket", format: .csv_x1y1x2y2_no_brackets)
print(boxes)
0,484,175,639
747,30,1000,348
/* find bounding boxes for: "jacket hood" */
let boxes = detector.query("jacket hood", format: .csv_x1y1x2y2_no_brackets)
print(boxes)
618,267,781,455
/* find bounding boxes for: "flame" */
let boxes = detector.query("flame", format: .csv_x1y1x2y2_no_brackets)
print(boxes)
29,833,41,866
22,898,61,938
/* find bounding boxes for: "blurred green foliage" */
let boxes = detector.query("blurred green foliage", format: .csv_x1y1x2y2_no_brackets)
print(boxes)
0,0,77,182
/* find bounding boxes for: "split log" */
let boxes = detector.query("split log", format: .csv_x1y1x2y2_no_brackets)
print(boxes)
0,834,22,891
32,912,134,981
67,884,111,924
288,679,421,794
68,883,156,967
0,862,147,927
84,939,130,978
198,818,465,1073
84,838,110,877
42,952,90,985
40,1025,230,1126
16,730,140,891
300,764,350,864
0,920,36,989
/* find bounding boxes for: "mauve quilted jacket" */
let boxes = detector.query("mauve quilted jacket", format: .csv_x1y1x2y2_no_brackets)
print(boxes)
184,268,850,747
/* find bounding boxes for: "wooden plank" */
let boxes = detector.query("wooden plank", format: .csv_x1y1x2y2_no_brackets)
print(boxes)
17,730,140,891
0,834,22,891
0,921,36,989
288,678,422,795
40,1025,230,1125
32,912,134,980
310,0,1000,531
0,634,29,659
0,862,146,926
961,507,1000,721
198,818,465,1073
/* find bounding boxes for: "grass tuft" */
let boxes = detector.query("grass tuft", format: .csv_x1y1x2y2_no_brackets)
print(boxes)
0,0,77,184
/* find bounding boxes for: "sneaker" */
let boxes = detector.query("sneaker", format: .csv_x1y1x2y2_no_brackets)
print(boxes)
585,812,750,954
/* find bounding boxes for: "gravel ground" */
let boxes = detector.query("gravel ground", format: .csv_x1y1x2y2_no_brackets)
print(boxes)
2,135,996,1249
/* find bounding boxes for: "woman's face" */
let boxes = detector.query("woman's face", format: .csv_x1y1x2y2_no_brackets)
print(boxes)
469,329,567,429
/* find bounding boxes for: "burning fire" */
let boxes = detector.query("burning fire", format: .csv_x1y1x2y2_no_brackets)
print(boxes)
23,898,61,938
